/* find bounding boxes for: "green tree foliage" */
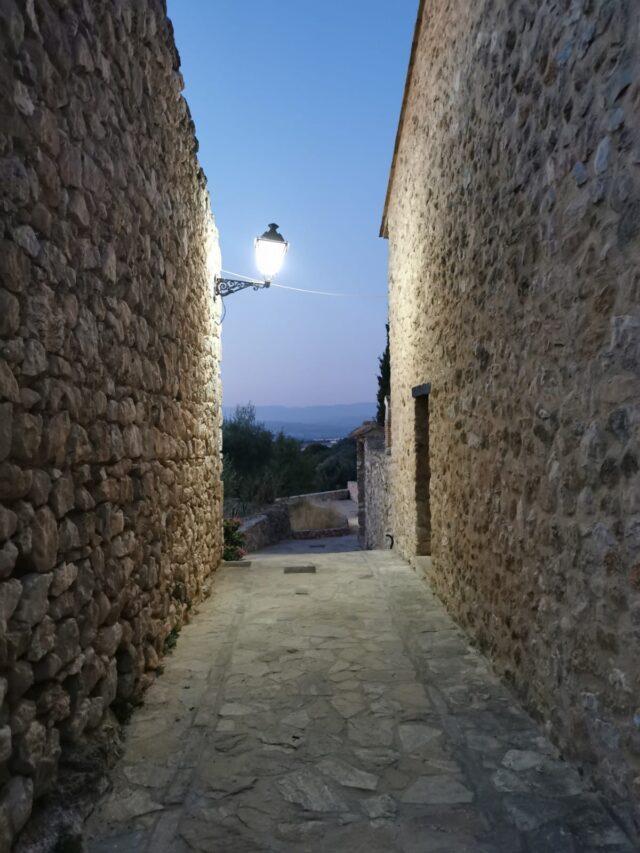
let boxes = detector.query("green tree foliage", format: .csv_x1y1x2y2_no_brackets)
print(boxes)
314,438,357,491
222,404,274,508
303,443,332,462
222,404,273,476
376,323,390,424
222,405,356,513
270,432,317,497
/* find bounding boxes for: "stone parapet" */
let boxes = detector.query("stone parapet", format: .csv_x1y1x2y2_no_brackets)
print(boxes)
291,525,350,540
276,489,351,504
240,506,292,553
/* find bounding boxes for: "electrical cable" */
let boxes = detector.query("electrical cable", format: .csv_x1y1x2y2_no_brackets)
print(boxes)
270,282,385,300
219,269,263,284
218,270,386,300
215,297,227,325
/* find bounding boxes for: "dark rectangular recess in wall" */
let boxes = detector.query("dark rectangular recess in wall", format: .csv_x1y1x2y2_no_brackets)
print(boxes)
412,383,431,398
414,387,431,556
284,566,317,574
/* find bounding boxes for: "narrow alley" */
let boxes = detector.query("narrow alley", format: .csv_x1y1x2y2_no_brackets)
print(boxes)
85,544,634,853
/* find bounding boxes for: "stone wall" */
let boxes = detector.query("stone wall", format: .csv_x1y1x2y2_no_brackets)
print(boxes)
384,0,640,837
240,505,291,554
292,524,350,541
355,425,389,550
277,489,351,504
0,1,222,845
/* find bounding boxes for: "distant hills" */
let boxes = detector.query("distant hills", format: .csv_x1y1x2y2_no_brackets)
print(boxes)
222,402,376,441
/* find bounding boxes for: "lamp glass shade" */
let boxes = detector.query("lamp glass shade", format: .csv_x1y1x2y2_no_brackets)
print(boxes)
255,223,288,280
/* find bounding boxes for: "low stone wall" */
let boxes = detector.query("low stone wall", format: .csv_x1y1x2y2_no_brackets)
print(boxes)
277,489,350,504
0,2,222,846
240,506,291,554
292,525,350,540
241,493,355,551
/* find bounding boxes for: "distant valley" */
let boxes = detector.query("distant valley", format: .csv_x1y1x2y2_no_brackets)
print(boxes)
222,402,376,441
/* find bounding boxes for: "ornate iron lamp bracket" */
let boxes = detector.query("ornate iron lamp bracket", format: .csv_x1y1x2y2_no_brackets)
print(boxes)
214,277,271,298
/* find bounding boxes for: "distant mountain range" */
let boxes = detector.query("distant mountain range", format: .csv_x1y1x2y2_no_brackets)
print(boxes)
222,402,376,441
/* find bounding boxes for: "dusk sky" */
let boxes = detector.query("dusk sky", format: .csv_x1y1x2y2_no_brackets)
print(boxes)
167,1,417,407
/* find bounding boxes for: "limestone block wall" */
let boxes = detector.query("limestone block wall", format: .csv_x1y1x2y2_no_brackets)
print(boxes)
0,1,222,844
385,0,640,836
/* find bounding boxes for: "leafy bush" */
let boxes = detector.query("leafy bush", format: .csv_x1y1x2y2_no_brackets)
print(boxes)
223,517,247,561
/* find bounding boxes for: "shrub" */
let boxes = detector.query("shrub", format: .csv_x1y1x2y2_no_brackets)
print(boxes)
223,517,247,561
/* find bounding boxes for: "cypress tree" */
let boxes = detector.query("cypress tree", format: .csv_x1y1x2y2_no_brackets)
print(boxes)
376,323,390,424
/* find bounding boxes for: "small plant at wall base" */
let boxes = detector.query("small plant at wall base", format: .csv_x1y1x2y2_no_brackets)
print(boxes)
164,626,181,651
223,517,247,561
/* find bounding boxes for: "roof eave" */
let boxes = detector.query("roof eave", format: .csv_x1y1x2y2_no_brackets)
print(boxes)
379,0,427,239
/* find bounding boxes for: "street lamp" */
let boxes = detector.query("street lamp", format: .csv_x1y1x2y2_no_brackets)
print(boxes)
255,223,289,280
215,223,288,297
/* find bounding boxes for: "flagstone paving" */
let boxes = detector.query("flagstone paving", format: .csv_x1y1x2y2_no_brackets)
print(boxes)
84,547,635,852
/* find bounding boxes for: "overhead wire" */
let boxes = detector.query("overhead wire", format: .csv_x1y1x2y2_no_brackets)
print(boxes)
219,270,263,284
270,282,385,300
218,270,386,301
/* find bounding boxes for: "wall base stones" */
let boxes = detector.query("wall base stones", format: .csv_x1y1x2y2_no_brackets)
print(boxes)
384,0,640,839
0,1,223,846
12,709,122,853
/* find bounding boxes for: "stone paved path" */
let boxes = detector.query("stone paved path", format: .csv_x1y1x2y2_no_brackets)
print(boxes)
84,548,635,852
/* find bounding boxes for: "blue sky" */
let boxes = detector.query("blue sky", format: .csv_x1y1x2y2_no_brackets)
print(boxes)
167,1,416,406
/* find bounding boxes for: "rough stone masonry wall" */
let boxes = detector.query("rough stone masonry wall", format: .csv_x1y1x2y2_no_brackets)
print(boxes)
0,1,222,845
386,0,640,837
364,443,389,550
357,430,389,550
